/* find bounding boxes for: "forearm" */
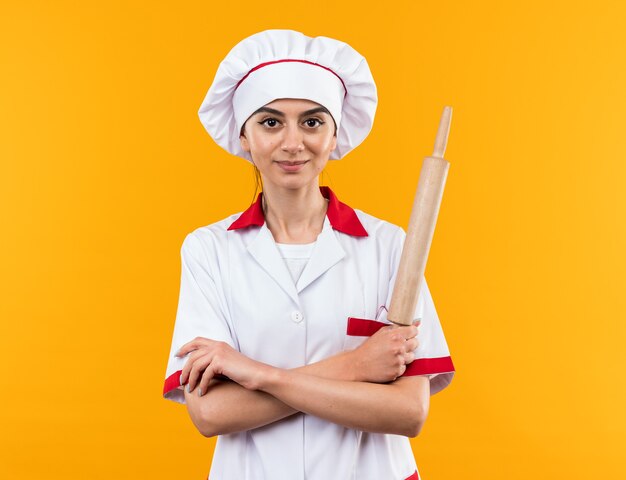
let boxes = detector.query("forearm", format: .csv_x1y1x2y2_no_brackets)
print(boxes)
184,379,293,437
257,368,427,437
185,350,358,437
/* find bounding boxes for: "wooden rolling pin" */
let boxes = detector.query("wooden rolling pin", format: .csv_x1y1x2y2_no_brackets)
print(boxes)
387,106,452,326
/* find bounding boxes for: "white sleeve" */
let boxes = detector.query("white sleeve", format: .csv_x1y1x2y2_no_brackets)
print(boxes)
388,227,455,395
162,232,235,405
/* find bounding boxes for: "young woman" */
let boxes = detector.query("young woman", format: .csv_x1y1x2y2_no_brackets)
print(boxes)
163,29,454,480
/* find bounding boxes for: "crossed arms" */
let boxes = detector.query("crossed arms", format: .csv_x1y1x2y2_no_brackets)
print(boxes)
178,322,430,438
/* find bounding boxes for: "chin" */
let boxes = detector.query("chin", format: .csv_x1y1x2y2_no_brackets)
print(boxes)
267,176,318,191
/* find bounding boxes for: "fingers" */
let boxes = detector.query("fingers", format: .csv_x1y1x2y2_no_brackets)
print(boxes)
388,326,420,353
175,337,214,358
180,348,207,385
197,366,219,397
394,322,420,340
402,350,415,365
177,338,217,386
402,330,419,364
402,331,420,365
186,352,213,393
180,341,231,395
405,337,419,352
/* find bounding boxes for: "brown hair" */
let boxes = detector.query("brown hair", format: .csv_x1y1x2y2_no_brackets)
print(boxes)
251,164,263,205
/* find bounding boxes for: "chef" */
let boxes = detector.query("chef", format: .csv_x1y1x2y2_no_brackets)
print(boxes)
163,29,455,480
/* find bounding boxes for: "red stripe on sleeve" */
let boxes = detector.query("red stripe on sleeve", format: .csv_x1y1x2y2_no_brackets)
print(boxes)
346,317,389,336
163,370,183,396
346,317,455,379
402,356,455,377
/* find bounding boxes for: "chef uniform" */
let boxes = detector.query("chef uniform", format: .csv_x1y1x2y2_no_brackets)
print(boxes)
163,30,455,480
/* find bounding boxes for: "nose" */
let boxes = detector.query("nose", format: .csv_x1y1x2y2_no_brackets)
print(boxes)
281,123,305,155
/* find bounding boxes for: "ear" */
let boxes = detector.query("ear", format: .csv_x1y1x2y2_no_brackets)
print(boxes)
240,133,250,152
330,134,337,151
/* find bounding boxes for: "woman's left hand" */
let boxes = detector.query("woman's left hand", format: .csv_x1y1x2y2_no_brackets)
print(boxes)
176,338,270,395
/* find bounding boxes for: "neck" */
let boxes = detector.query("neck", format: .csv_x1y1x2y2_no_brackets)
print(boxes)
262,183,328,244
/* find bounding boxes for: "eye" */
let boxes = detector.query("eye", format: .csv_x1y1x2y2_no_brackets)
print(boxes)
304,118,325,128
258,117,280,128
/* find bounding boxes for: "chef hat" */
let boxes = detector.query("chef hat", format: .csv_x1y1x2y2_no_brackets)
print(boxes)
198,29,378,162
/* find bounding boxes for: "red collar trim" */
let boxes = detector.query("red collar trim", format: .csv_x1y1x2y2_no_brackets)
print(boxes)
227,186,368,237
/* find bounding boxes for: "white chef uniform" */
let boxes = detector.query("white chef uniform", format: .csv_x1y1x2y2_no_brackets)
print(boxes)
163,185,455,480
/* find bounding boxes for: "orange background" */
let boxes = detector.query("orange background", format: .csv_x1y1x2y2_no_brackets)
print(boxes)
2,1,625,478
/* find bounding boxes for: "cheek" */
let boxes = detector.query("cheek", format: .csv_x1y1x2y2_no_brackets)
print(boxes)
311,133,335,153
313,156,330,173
249,136,279,155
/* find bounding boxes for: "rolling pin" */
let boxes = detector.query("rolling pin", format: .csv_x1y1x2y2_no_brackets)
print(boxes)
387,106,452,326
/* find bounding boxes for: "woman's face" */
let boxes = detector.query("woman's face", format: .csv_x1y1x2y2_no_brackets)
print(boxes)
240,98,337,191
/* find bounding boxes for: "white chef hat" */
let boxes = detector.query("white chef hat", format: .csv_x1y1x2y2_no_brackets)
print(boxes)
198,29,378,162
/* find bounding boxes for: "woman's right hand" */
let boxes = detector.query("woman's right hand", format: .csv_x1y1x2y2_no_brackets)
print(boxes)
351,320,420,383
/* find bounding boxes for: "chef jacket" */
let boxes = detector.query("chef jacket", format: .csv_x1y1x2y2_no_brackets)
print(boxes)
163,186,455,480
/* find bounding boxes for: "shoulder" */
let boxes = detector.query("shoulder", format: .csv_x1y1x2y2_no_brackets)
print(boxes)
352,208,406,246
179,211,243,257
188,212,241,240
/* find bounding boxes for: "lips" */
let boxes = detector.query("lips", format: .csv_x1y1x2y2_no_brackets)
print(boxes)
275,160,309,172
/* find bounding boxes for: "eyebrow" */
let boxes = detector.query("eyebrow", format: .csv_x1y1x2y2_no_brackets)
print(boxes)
252,106,331,117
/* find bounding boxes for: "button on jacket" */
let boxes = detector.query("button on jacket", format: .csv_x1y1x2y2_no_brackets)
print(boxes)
163,186,455,480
